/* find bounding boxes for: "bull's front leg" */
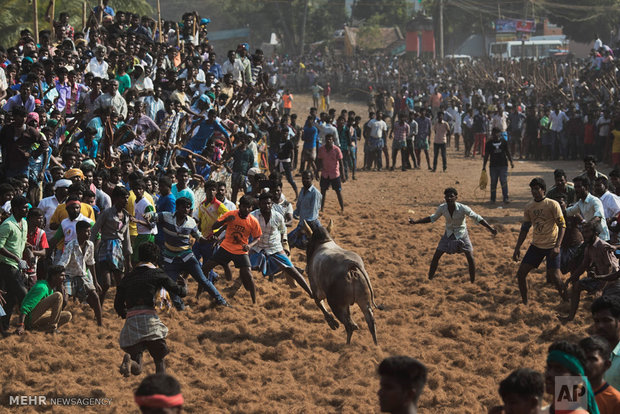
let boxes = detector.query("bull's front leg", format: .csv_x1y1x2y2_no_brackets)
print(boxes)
315,298,339,330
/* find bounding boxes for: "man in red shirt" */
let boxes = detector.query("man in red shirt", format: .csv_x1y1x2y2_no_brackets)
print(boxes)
317,134,345,213
202,195,262,304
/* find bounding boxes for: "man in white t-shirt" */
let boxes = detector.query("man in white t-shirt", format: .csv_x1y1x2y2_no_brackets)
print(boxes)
37,179,71,240
369,112,388,170
594,176,620,241
597,110,612,162
549,105,569,159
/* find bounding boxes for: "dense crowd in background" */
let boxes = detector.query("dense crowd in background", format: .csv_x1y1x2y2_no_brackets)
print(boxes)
2,1,620,412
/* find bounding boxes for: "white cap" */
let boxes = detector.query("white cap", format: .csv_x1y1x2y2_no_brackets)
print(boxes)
247,167,261,177
54,179,72,189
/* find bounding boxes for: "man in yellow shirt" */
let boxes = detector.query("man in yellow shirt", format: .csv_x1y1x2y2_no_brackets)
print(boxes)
194,180,231,283
49,184,96,231
126,173,154,239
513,177,567,305
611,121,620,166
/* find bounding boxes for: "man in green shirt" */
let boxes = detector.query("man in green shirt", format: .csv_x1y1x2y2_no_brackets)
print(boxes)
546,169,577,205
539,108,552,160
0,196,29,334
16,265,71,334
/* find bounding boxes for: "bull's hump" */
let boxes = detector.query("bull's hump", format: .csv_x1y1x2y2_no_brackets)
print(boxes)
316,243,363,263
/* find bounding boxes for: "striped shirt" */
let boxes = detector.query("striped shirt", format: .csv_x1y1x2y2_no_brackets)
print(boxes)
149,212,201,261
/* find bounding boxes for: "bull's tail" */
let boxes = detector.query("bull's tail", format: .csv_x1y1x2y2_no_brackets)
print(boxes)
350,264,384,311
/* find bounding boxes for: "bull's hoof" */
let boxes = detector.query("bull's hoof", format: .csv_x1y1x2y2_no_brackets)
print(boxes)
326,316,339,330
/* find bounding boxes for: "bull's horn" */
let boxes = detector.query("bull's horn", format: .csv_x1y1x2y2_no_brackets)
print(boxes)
304,220,313,236
326,219,333,234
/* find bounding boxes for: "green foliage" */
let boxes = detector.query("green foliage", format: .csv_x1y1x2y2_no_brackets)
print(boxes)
542,0,620,43
356,15,383,50
352,0,410,27
0,0,152,48
222,0,347,54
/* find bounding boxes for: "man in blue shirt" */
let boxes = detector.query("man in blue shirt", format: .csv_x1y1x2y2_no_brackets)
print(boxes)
300,116,319,179
184,109,229,153
77,126,99,159
155,176,175,253
208,53,223,80
288,171,322,249
93,0,115,17
171,168,194,210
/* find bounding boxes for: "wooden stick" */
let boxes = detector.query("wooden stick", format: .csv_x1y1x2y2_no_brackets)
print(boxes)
50,0,55,32
156,0,162,42
82,1,87,31
33,0,39,44
174,145,219,166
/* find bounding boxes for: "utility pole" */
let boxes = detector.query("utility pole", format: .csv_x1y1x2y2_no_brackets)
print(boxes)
439,0,444,58
300,0,309,56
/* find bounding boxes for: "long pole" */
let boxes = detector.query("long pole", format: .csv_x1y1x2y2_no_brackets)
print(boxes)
156,0,162,42
50,0,55,32
439,0,444,59
300,0,309,56
33,0,39,44
82,1,87,31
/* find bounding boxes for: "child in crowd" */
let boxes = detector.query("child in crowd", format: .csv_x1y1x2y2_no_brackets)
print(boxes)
57,220,102,326
25,208,49,288
131,179,157,264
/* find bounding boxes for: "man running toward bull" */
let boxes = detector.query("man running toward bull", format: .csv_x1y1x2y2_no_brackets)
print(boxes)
289,170,322,249
200,195,262,304
409,187,497,283
249,192,312,297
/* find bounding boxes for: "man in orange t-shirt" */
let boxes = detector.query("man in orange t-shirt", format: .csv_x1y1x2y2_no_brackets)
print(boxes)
580,336,620,414
282,90,293,115
201,195,262,303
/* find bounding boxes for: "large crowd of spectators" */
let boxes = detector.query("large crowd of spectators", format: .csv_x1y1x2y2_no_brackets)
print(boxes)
2,2,620,412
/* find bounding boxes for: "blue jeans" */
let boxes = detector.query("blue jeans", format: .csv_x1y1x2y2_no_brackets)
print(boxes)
490,165,508,202
551,131,566,159
163,255,224,309
288,218,321,249
192,241,220,282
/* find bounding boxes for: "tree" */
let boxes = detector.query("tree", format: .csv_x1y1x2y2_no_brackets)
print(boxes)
356,15,383,50
222,0,347,54
0,0,153,47
352,0,409,27
541,0,620,43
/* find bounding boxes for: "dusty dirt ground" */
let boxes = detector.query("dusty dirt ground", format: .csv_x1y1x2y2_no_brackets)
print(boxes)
0,94,604,413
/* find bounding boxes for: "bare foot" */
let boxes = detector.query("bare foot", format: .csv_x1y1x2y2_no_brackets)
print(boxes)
119,354,131,377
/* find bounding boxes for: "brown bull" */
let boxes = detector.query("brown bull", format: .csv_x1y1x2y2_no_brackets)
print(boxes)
304,220,382,344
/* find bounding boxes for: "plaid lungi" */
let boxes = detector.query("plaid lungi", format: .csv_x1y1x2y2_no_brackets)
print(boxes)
119,309,168,348
98,239,125,272
250,251,294,276
436,232,473,254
